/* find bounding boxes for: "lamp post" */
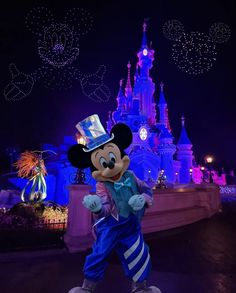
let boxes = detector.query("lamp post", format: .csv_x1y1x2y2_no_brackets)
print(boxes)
175,172,179,184
200,166,206,183
157,169,167,189
205,156,214,183
189,168,193,183
75,133,87,184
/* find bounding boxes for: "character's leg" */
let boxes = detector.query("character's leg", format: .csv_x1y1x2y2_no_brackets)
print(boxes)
83,227,118,282
116,232,151,283
68,221,118,293
68,279,97,293
131,280,162,293
116,222,161,293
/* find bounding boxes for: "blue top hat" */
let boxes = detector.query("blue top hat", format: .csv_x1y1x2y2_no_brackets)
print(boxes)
76,114,114,152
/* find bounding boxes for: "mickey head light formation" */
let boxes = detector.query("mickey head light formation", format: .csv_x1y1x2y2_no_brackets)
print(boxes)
163,19,231,75
4,7,110,102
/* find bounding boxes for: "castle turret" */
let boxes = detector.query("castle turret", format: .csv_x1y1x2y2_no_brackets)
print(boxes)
106,111,113,133
138,21,154,79
134,64,140,84
176,116,193,184
112,80,126,123
117,79,126,112
157,127,176,184
133,21,156,125
158,82,171,131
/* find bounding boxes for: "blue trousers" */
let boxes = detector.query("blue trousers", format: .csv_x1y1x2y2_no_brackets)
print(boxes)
84,214,151,283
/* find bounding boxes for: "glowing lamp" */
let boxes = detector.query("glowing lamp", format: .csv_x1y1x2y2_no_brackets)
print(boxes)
200,166,205,171
76,133,86,145
189,168,193,173
143,48,148,56
205,156,213,164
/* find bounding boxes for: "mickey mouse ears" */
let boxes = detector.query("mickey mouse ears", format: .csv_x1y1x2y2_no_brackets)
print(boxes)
25,7,93,36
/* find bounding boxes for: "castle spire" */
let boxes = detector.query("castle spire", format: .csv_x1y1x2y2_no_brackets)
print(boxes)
141,20,148,49
117,79,126,111
176,115,193,183
158,82,171,131
178,116,192,145
125,61,133,111
125,61,132,96
159,81,167,104
134,64,139,83
106,111,113,133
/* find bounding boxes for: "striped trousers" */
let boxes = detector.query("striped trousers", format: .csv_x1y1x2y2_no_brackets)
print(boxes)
84,214,151,283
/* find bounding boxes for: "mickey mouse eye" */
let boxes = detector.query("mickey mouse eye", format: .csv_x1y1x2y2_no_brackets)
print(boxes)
109,152,116,163
99,157,108,168
52,33,58,47
60,32,66,46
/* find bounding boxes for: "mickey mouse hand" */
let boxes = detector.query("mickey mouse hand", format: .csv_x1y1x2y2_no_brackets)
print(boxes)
4,63,34,101
80,65,110,102
128,194,146,211
83,194,102,213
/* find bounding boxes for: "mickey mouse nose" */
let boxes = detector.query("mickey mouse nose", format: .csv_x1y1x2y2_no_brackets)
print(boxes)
107,161,115,169
53,43,64,54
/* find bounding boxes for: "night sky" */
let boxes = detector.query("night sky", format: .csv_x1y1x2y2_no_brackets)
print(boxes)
0,0,235,173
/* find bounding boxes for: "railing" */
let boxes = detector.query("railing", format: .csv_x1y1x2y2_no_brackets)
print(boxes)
219,185,236,195
0,217,67,252
219,185,236,201
0,217,67,231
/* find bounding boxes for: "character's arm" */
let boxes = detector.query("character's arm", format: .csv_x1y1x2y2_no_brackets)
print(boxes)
4,63,34,101
93,182,113,219
131,171,153,208
75,65,111,102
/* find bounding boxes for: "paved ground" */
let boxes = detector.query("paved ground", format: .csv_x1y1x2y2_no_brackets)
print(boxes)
1,201,236,293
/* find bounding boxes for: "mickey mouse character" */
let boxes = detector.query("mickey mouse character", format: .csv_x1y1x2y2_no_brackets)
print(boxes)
68,114,161,293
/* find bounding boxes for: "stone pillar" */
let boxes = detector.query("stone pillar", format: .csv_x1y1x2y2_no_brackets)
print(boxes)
64,185,94,252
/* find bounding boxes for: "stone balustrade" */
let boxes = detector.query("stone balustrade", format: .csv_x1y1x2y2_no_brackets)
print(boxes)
64,184,221,252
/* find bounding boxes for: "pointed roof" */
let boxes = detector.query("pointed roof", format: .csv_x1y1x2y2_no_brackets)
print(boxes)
141,21,148,49
117,79,126,101
159,127,173,140
159,82,167,104
134,64,139,83
178,116,192,145
125,61,132,95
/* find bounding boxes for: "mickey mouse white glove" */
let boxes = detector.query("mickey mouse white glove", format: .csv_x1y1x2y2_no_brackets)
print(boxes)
128,194,146,211
83,194,102,213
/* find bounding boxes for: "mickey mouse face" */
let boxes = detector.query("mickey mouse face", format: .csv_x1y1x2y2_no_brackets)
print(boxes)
68,123,133,183
39,23,79,67
91,143,130,182
25,7,93,68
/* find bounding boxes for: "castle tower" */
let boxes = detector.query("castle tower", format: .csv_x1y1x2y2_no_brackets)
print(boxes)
106,111,113,133
176,116,193,184
158,82,171,131
133,21,156,125
157,128,176,184
134,64,140,84
125,61,133,111
117,79,126,112
112,80,126,123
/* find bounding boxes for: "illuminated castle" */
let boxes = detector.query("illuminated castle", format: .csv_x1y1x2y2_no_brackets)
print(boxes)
8,22,226,205
106,22,225,186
